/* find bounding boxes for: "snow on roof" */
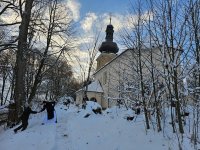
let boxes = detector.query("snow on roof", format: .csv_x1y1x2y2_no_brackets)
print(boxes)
76,80,103,93
87,80,103,92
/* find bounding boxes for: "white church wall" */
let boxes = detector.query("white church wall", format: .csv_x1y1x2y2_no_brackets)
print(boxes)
94,48,165,108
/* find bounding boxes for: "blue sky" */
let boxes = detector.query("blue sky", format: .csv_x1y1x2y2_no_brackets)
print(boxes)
63,0,134,76
66,0,149,36
68,0,134,41
79,0,131,18
74,0,133,35
64,0,133,52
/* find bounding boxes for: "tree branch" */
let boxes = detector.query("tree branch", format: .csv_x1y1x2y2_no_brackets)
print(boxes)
0,22,21,26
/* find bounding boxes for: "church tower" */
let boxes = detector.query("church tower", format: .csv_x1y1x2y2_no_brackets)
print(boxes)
96,20,119,70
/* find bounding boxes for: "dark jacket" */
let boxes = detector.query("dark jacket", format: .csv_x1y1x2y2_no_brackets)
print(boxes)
40,101,55,120
20,107,37,124
83,96,89,102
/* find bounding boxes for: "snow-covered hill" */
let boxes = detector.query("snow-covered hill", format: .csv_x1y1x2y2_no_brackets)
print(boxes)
0,103,198,150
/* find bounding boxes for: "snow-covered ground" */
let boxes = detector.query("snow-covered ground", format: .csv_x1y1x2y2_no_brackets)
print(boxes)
0,103,199,150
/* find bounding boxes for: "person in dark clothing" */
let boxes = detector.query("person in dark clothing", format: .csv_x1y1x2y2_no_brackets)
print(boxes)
14,104,37,133
82,94,88,109
39,101,56,124
135,102,141,115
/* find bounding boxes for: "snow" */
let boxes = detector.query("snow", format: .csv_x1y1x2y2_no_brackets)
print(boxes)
78,101,102,117
76,80,103,93
0,103,199,150
86,101,101,110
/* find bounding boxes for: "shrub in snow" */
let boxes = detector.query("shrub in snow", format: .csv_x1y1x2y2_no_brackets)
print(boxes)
131,102,141,115
86,101,102,114
92,107,101,114
58,96,74,108
59,96,74,103
82,101,102,118
105,106,135,121
123,109,135,121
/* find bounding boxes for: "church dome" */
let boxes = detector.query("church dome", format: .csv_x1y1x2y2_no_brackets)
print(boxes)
99,24,119,54
99,41,119,53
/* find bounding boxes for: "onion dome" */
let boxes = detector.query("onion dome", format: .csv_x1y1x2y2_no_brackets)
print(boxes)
99,24,119,54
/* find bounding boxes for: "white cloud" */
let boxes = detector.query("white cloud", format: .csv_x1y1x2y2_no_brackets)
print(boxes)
101,13,124,32
80,12,124,35
125,11,153,29
81,12,98,32
73,13,124,65
67,48,92,80
66,0,81,21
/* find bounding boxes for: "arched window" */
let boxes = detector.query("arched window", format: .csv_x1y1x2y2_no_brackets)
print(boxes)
90,97,97,102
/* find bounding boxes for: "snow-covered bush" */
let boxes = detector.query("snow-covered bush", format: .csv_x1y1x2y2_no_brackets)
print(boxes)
80,101,102,118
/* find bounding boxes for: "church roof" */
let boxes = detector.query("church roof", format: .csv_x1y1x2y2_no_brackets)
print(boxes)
94,47,161,75
94,48,129,75
76,80,103,93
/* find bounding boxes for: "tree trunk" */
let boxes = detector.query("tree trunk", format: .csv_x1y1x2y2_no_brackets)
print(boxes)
13,0,34,123
1,74,6,106
168,0,184,134
138,47,150,129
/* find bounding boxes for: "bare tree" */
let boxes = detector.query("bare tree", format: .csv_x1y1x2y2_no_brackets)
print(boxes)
42,55,74,101
120,0,150,130
186,0,200,145
0,50,13,105
74,27,102,104
146,12,162,132
4,0,74,125
27,0,74,103
84,30,102,93
0,0,20,52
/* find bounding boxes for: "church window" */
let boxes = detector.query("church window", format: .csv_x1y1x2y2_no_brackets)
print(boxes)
103,71,107,85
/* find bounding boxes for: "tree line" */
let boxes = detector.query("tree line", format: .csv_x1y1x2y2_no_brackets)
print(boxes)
0,0,80,126
117,0,200,148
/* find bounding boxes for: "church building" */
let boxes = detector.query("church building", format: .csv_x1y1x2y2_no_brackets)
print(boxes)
75,22,164,109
